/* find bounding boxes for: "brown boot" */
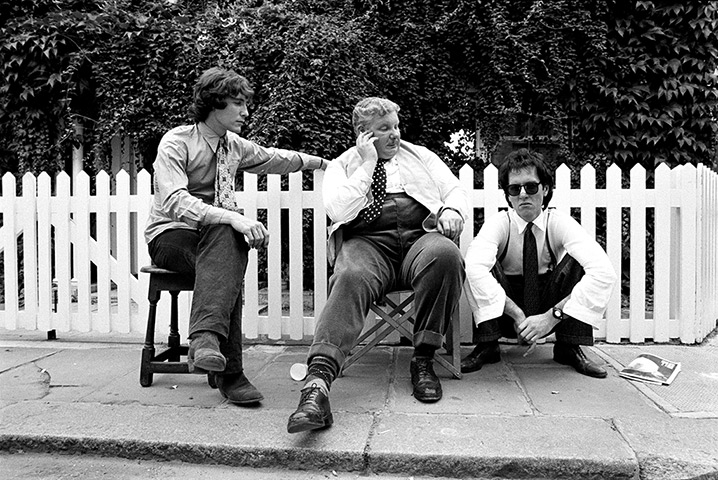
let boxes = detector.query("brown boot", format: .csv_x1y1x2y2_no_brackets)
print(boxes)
188,331,226,373
216,372,264,405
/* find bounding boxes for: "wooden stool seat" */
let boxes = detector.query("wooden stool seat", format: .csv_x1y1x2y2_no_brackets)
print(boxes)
139,265,214,387
342,290,462,379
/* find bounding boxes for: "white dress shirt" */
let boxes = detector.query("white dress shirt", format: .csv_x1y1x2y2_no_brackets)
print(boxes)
464,208,617,328
145,122,309,243
322,140,469,265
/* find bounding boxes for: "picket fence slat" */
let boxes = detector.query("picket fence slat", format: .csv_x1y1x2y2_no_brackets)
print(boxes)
288,173,304,341
21,173,38,331
96,171,112,333
55,173,72,331
605,165,624,342
2,173,18,330
36,173,53,331
629,166,647,343
1,164,717,344
653,164,671,342
241,173,260,339
74,172,92,332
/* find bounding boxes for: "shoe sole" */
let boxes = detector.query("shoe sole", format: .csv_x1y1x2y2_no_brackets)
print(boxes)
221,392,265,405
287,414,334,434
414,391,442,403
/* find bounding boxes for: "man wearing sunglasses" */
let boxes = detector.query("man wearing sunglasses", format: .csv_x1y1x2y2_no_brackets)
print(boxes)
461,148,616,378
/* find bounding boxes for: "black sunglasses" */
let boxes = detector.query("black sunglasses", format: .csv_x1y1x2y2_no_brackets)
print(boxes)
506,182,541,196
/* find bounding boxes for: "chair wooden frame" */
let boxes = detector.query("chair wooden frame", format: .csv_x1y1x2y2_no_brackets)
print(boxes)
139,265,214,388
342,291,462,379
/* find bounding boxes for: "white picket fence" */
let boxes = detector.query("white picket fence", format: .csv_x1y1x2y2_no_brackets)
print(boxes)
1,163,717,344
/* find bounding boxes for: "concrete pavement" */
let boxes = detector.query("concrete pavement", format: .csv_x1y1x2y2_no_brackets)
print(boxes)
1,328,717,480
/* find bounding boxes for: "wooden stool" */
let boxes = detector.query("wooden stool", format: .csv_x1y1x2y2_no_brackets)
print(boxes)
139,265,214,387
342,290,462,379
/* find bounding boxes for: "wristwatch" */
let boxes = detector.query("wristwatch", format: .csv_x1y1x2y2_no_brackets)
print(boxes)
552,307,564,321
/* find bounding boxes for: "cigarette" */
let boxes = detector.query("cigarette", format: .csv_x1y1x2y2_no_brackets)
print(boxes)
523,342,537,357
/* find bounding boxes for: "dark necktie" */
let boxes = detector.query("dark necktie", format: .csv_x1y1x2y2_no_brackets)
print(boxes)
214,136,239,212
523,222,541,315
360,159,388,222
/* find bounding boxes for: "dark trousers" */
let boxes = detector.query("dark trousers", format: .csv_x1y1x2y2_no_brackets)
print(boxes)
473,255,594,345
309,193,466,368
148,225,249,374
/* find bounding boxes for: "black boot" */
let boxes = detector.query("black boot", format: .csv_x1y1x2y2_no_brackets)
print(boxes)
553,342,607,378
460,341,501,373
216,372,264,404
287,383,333,433
410,357,442,403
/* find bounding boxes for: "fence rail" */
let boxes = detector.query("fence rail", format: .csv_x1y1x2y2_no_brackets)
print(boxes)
1,163,716,344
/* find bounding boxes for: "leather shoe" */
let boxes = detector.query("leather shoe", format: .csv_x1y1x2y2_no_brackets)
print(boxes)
553,343,607,378
216,372,264,404
460,341,501,373
287,384,333,433
188,332,226,373
410,357,442,403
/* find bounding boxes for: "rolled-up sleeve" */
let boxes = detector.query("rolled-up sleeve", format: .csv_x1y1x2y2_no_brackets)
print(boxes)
323,151,373,223
558,218,617,327
464,214,509,323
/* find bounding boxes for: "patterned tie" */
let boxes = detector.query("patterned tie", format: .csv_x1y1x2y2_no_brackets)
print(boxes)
213,136,239,212
523,222,541,315
360,159,388,222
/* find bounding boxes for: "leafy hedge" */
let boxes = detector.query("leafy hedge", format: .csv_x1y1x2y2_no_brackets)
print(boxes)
1,0,717,176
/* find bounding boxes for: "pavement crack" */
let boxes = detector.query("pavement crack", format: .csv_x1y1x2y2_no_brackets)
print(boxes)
361,348,399,475
0,351,60,375
504,361,542,415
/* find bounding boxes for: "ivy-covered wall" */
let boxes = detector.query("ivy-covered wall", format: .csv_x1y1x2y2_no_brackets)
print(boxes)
1,0,717,176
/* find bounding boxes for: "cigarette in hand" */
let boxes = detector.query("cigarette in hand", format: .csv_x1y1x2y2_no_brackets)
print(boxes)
523,342,537,357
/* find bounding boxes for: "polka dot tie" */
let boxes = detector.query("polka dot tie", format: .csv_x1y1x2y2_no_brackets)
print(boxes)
360,159,388,222
523,222,541,315
214,136,240,212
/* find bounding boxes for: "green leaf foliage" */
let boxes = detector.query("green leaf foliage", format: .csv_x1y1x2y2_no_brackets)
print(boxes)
1,0,717,175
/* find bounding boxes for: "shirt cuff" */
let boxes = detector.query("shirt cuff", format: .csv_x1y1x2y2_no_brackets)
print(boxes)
563,301,603,329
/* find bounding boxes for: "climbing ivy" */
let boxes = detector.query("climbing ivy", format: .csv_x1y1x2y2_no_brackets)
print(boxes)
1,0,716,176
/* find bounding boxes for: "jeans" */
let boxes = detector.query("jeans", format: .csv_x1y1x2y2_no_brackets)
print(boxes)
309,193,466,368
148,225,249,374
473,254,595,345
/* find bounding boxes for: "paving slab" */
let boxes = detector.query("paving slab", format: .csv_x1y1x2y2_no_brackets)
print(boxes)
369,413,637,479
0,401,372,472
616,416,718,480
597,344,718,418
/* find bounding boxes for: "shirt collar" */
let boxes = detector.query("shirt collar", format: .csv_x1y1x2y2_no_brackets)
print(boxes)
198,122,224,153
510,208,547,234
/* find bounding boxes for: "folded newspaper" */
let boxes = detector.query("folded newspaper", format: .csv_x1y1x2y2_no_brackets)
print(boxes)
619,353,681,385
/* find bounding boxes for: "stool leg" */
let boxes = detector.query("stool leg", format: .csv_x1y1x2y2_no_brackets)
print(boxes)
140,287,159,387
168,290,181,361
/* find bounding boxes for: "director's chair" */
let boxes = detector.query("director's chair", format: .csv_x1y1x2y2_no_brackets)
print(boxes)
341,290,462,379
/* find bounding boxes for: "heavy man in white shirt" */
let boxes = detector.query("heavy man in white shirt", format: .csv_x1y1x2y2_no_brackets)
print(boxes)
287,97,469,433
462,149,616,378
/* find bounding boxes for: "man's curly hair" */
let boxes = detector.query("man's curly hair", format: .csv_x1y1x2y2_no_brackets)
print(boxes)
498,148,554,208
189,67,254,123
